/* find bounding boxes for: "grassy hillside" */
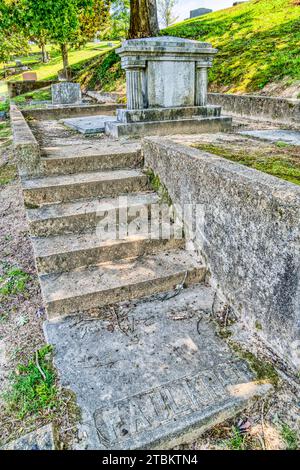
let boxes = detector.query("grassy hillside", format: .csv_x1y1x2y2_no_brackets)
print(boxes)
0,42,118,91
77,0,300,95
165,0,300,93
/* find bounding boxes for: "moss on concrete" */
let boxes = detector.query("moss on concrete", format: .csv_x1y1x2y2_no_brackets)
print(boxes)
0,163,16,186
192,142,300,186
146,168,172,206
229,341,279,387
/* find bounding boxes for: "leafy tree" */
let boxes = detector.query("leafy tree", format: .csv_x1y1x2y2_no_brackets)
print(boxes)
0,0,29,63
75,0,110,47
128,0,159,38
20,0,109,75
157,0,178,27
19,0,51,62
104,0,130,39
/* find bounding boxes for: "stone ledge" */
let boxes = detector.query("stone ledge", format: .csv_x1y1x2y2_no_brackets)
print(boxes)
208,93,300,126
2,424,55,450
106,116,232,138
10,104,40,178
22,103,125,121
117,105,221,123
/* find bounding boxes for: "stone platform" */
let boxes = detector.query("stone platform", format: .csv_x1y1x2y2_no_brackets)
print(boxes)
45,285,271,450
116,105,221,123
106,116,232,138
62,115,117,134
239,129,300,146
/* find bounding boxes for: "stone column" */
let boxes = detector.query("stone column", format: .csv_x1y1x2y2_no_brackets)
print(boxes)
122,59,147,110
195,59,212,107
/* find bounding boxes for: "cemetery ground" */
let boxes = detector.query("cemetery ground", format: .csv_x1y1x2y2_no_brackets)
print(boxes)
0,110,299,450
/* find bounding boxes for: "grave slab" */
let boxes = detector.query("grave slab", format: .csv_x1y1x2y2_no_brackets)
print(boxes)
3,424,55,450
62,115,117,134
44,285,272,450
239,129,300,146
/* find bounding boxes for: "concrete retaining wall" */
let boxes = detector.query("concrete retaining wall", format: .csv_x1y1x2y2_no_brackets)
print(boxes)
8,80,57,98
22,103,124,120
10,105,40,178
143,137,300,371
208,92,300,125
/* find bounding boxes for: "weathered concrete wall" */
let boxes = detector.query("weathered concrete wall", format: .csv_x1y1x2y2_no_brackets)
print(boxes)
10,105,40,178
7,80,57,98
143,137,300,371
208,93,300,125
22,103,124,121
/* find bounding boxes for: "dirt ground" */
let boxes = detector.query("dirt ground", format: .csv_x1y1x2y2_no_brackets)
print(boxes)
0,117,299,450
0,139,79,449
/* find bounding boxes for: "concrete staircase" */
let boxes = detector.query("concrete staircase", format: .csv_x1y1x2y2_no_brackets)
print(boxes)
22,135,271,449
24,142,206,320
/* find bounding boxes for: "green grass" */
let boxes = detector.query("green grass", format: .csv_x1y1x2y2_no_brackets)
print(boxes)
280,423,299,450
0,98,9,113
0,163,16,186
163,0,300,93
3,345,59,420
226,426,246,450
0,267,30,297
2,41,118,83
192,143,300,186
75,48,124,93
13,87,52,105
0,121,11,140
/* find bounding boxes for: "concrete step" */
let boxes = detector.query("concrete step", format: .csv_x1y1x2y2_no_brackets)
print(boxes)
40,147,143,176
40,249,206,319
33,230,184,274
44,284,272,450
27,192,159,236
22,169,149,205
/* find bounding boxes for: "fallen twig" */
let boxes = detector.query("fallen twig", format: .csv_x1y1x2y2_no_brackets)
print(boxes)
35,350,46,381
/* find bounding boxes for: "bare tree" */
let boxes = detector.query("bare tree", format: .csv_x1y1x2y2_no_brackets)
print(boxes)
157,0,178,28
128,0,159,38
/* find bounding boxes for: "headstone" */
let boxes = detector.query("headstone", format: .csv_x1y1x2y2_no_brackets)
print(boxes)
190,8,212,18
51,82,82,105
22,71,37,81
105,36,232,137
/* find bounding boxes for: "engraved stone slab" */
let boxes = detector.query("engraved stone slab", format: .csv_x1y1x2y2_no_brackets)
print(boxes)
62,115,117,134
44,285,271,450
3,424,55,450
239,129,300,146
52,82,82,105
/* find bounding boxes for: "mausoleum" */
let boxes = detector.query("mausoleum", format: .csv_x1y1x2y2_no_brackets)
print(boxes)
105,36,232,137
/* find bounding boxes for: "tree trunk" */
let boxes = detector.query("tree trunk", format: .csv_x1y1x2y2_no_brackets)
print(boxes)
128,0,159,39
41,43,48,63
60,43,69,78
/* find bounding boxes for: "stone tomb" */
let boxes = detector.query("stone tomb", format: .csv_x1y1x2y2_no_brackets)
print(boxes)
105,36,232,137
52,82,82,105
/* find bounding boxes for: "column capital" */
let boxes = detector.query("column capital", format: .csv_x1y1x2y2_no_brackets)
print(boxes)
121,57,147,70
196,58,213,69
